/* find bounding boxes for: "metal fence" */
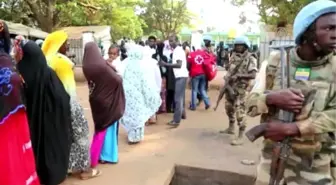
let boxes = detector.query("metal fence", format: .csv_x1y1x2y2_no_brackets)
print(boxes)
258,27,295,62
68,39,83,65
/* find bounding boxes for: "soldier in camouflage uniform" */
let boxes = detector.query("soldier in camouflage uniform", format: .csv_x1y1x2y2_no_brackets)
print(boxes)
246,1,336,184
221,36,258,146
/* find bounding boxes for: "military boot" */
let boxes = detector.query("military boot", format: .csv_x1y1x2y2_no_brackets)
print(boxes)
220,122,235,134
231,128,244,146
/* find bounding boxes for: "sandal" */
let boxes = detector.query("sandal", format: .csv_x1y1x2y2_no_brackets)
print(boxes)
80,169,102,180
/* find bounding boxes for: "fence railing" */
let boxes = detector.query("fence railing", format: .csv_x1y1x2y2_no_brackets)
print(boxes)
68,39,83,65
258,27,294,62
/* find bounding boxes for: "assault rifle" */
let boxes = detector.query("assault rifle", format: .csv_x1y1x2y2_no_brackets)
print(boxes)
214,75,235,111
245,45,295,185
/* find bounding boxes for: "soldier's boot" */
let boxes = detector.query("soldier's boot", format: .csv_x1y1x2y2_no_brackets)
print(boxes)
220,121,235,134
231,127,245,146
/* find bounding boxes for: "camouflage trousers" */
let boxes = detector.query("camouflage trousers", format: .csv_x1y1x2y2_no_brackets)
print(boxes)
255,141,335,185
224,91,246,131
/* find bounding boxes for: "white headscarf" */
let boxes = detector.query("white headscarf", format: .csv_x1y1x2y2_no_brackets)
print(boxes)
141,46,162,93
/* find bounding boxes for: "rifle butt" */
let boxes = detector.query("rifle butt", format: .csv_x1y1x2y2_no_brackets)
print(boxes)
245,123,267,142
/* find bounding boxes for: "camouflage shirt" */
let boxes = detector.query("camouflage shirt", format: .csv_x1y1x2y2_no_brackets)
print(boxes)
226,51,258,93
246,48,336,156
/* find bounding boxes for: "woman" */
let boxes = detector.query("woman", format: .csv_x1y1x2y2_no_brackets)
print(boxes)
163,40,175,113
0,21,40,185
143,45,162,125
82,42,125,166
15,39,71,185
153,42,167,113
42,30,101,179
121,44,162,144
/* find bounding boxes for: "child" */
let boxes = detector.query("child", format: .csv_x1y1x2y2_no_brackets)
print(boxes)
107,45,124,76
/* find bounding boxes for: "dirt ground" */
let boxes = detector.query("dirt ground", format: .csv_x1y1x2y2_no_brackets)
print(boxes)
65,71,263,185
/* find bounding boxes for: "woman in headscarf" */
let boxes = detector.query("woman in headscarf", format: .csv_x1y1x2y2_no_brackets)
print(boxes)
142,44,162,124
0,21,40,185
14,39,71,185
121,43,162,144
82,42,125,166
153,42,168,113
42,30,101,179
163,40,175,113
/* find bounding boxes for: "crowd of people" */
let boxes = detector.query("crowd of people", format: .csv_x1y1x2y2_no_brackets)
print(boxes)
0,22,219,184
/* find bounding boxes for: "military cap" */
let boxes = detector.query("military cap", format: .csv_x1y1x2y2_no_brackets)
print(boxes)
293,0,336,44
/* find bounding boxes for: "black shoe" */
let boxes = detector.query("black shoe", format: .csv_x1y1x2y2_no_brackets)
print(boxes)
182,114,186,119
205,105,211,110
189,105,196,111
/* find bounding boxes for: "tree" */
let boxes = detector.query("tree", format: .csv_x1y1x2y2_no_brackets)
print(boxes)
0,0,32,26
140,0,192,39
1,0,144,39
230,0,311,25
24,0,100,32
0,0,100,32
58,0,144,39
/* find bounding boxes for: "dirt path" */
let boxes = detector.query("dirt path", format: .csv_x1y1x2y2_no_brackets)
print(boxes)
65,74,263,185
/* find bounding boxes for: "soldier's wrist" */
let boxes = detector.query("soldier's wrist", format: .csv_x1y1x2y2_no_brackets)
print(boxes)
284,124,300,137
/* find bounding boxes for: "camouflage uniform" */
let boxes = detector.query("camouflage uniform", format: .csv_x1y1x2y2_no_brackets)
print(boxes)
224,49,258,145
246,49,336,185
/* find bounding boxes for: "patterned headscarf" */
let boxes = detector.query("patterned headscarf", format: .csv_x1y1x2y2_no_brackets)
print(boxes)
0,22,25,124
125,43,144,61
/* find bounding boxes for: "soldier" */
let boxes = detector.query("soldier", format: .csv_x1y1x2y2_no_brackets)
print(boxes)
246,0,336,184
220,36,258,146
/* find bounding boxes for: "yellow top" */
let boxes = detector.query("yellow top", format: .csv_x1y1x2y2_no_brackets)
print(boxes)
42,30,77,97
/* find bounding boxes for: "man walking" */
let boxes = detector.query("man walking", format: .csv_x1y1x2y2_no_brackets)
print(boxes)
188,35,214,110
159,35,188,127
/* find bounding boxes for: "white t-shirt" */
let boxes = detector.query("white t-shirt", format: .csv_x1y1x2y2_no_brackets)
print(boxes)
172,46,188,78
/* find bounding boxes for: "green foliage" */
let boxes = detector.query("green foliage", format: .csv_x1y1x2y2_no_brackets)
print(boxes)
57,0,144,39
230,0,312,25
0,0,192,40
140,0,192,39
0,0,32,26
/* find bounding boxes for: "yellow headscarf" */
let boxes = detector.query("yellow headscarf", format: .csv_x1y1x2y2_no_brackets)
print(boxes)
42,30,68,59
42,30,77,97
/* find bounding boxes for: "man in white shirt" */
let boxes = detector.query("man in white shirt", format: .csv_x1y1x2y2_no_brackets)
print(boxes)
159,35,188,127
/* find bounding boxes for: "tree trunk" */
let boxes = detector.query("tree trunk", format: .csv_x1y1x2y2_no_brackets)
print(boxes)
24,0,55,32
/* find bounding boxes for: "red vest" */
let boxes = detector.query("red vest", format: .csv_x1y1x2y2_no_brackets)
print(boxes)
187,49,216,79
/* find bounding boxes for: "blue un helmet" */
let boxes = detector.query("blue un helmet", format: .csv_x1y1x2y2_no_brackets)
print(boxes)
293,0,336,45
234,36,251,49
203,35,213,42
202,35,213,47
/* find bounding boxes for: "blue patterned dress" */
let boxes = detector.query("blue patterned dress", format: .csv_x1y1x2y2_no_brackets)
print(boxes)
120,45,162,143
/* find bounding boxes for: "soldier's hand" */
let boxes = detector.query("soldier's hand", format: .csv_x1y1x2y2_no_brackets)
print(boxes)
264,120,300,141
266,88,304,113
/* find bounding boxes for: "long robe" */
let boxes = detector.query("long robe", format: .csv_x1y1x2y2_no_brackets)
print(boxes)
17,41,71,185
0,50,40,185
42,30,90,172
83,42,125,132
120,44,162,142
